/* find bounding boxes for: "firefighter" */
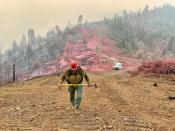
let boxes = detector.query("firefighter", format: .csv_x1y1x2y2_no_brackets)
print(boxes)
57,61,92,112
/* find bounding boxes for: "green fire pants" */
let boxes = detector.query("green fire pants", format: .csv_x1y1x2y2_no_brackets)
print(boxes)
68,86,83,109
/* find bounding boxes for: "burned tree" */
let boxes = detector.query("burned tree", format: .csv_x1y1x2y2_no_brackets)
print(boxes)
13,63,16,82
20,34,27,47
26,45,35,69
77,15,83,25
28,29,36,44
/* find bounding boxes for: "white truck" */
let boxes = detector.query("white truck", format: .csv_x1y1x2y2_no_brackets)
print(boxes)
113,62,123,70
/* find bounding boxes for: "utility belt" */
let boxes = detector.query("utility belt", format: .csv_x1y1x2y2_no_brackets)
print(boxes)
66,78,83,85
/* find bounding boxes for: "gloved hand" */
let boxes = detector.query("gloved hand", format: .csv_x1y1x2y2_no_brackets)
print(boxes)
88,81,91,87
88,81,97,88
57,80,62,90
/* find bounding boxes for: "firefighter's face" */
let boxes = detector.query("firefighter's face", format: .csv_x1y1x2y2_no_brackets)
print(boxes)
72,69,78,74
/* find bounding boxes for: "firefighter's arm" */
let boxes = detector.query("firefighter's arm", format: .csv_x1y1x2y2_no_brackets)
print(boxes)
84,73,90,83
81,69,90,83
81,69,97,88
57,70,68,89
57,79,64,90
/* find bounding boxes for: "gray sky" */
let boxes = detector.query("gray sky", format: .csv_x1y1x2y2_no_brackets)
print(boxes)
0,0,175,52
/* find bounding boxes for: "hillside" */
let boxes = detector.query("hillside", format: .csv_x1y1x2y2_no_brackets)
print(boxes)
0,72,175,130
0,26,142,82
105,4,175,60
1,4,175,82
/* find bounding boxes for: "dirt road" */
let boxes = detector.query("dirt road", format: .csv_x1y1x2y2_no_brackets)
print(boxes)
0,72,175,130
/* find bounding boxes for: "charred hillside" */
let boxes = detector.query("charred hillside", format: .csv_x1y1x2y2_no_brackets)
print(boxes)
0,4,175,81
105,4,175,60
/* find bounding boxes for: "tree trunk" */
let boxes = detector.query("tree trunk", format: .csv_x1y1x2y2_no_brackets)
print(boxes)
13,64,16,82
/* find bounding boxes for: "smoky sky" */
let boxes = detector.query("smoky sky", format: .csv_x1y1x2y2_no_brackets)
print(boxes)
0,0,174,52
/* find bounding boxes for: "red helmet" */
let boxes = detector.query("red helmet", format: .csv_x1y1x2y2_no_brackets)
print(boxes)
70,61,78,71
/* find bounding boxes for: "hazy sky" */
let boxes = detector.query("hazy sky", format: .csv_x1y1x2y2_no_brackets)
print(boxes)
0,0,175,52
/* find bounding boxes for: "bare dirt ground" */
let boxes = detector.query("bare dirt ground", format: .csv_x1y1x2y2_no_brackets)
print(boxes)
0,72,175,131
